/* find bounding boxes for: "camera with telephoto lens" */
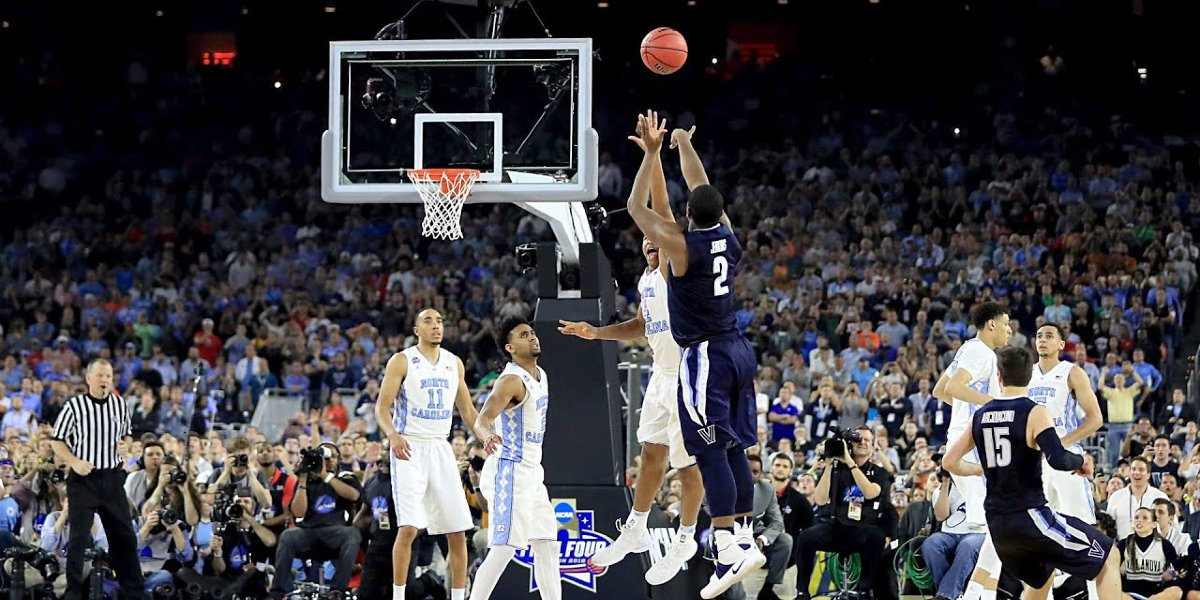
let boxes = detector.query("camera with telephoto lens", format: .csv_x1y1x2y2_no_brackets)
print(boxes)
231,454,249,467
823,426,864,460
168,467,188,485
212,487,246,533
295,446,328,475
5,545,60,575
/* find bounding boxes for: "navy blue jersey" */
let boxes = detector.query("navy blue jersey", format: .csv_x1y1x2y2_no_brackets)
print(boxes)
971,396,1048,515
667,223,743,347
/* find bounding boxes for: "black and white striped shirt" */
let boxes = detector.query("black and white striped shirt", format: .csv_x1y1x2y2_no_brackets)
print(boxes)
51,393,132,470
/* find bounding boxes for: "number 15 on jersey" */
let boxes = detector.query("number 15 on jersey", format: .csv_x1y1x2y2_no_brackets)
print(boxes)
982,427,1011,467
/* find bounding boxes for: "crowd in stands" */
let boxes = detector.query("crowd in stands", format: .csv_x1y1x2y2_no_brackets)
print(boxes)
0,38,1198,599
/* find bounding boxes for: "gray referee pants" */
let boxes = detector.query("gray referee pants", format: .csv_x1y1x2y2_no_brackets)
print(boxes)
66,468,147,600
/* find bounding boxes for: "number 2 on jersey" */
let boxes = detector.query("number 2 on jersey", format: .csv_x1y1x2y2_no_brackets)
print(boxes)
713,256,730,296
427,388,444,410
981,427,1011,468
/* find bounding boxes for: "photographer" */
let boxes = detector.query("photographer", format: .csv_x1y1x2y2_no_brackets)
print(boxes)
144,455,202,528
137,492,196,593
124,441,165,510
40,495,113,597
269,442,362,597
189,485,276,597
212,437,273,513
793,426,892,600
921,466,985,600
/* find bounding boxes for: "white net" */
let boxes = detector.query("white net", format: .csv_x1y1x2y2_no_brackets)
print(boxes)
408,169,480,240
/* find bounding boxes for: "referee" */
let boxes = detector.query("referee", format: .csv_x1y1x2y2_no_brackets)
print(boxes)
50,359,148,600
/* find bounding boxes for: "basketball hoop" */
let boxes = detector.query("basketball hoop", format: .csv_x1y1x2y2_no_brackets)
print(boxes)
408,168,481,240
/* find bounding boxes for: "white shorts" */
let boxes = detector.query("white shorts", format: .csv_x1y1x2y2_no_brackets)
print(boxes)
480,456,556,549
390,438,474,535
636,369,695,469
1043,457,1097,524
947,427,987,528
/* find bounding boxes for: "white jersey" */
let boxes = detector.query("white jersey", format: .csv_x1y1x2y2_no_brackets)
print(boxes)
639,267,681,374
494,362,549,467
1028,361,1082,451
946,338,1000,436
394,346,460,439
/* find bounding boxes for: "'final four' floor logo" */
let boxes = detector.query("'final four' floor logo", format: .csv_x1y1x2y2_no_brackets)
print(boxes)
513,500,614,593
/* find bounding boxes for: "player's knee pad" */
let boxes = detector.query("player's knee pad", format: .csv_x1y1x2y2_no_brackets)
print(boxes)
726,447,754,514
486,546,517,563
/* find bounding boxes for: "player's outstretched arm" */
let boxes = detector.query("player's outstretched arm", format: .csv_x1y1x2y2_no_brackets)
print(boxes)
474,375,523,453
670,126,732,230
943,428,983,477
627,113,687,267
1060,365,1104,448
628,110,674,224
559,302,646,342
376,353,413,460
670,126,709,190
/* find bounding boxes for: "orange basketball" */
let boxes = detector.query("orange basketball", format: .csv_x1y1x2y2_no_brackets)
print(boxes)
640,27,687,75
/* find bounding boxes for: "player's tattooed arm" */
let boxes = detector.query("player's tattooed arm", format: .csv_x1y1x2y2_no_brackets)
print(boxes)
475,375,523,454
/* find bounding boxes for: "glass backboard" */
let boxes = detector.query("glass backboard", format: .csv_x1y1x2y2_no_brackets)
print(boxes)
321,38,597,204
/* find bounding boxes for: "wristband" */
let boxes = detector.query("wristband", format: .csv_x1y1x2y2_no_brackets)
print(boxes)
324,474,334,484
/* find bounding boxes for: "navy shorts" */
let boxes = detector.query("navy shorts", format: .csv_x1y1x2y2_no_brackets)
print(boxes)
676,333,758,455
988,505,1114,588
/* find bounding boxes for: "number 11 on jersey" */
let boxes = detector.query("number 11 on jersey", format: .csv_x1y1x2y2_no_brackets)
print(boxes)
427,388,445,410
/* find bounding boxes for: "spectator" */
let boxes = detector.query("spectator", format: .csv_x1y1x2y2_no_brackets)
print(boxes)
768,383,802,444
1107,456,1169,538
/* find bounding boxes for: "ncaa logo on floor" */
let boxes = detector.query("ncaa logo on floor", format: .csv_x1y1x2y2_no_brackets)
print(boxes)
513,499,614,593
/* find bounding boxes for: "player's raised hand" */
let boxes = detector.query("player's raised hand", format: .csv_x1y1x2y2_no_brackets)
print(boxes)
557,319,598,340
669,126,697,150
628,109,667,154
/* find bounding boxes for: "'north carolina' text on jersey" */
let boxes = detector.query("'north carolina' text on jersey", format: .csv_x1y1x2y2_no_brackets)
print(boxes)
639,267,682,374
394,347,460,440
971,396,1048,515
667,223,743,347
1027,361,1083,452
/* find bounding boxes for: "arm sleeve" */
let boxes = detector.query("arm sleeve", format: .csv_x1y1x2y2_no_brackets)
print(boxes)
1036,428,1084,471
